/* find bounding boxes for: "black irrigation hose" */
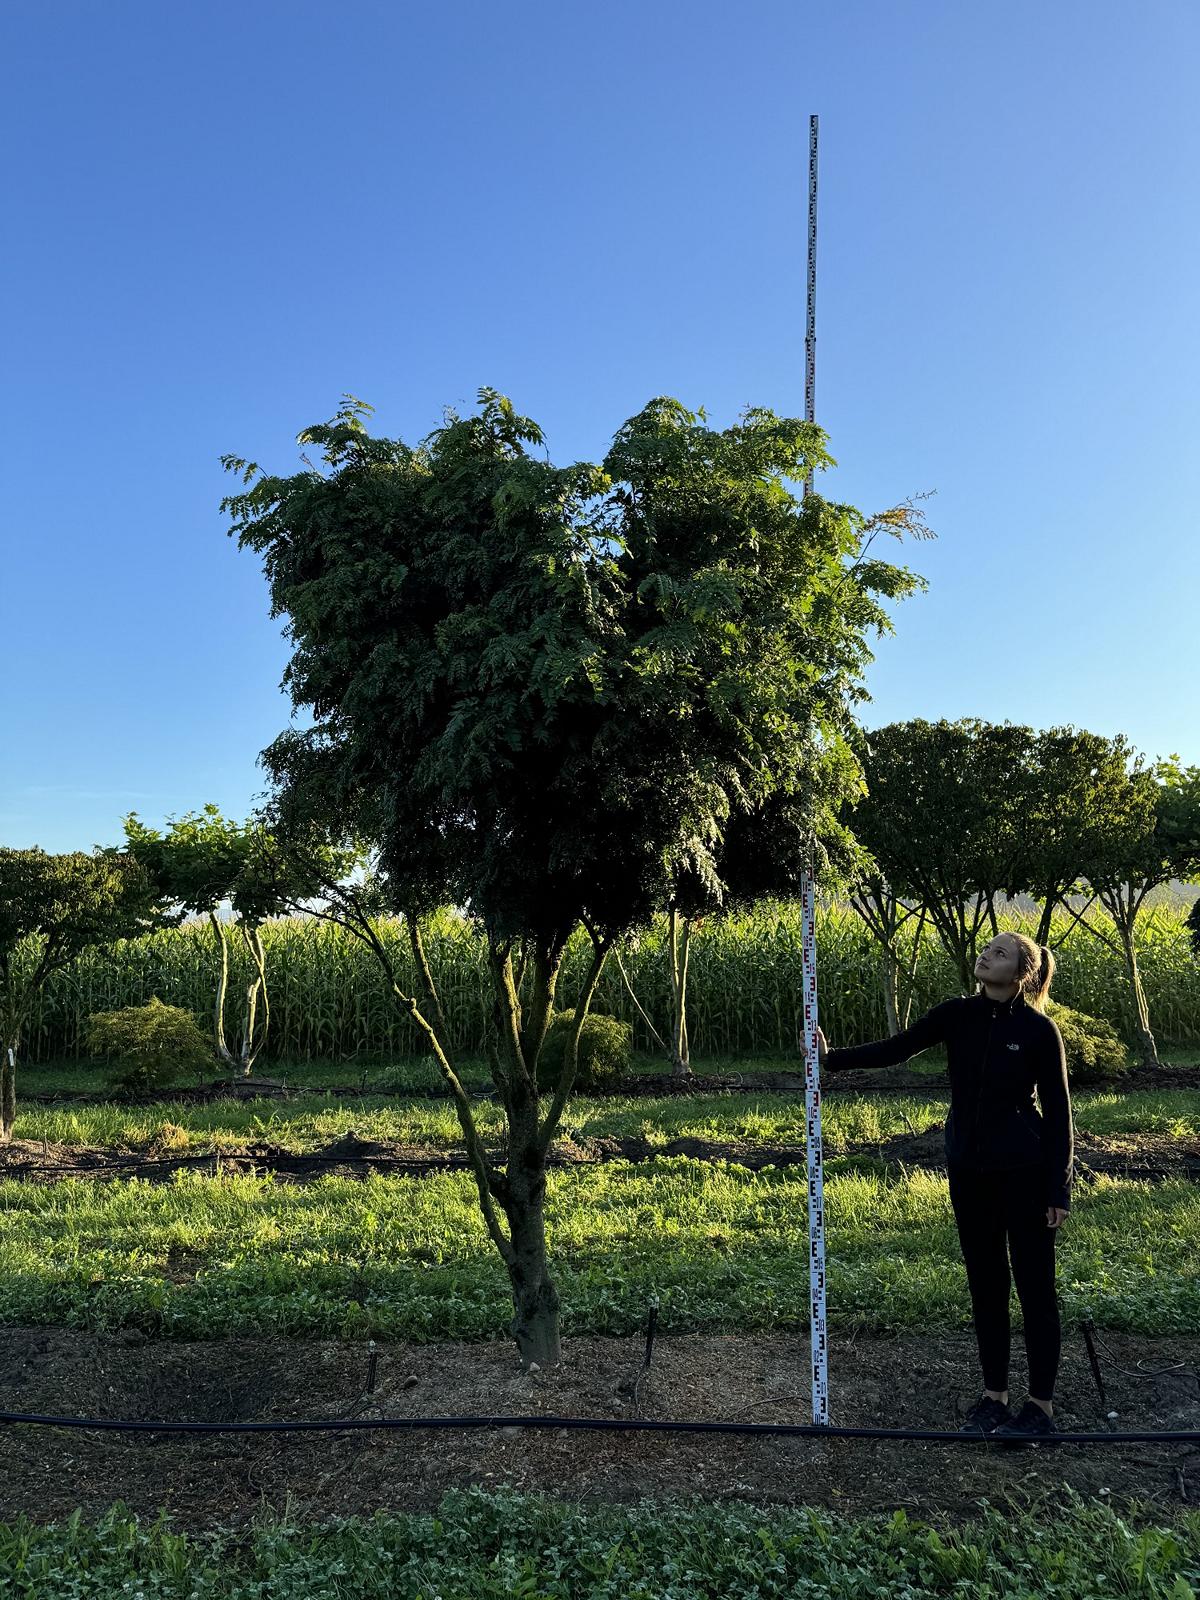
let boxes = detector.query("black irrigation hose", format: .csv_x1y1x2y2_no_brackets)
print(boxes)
1085,1323,1200,1390
1,1303,1196,1447
25,1065,1200,1109
2,1408,1198,1444
5,1152,1198,1184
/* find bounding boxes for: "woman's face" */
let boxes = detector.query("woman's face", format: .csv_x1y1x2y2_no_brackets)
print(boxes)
975,934,1021,986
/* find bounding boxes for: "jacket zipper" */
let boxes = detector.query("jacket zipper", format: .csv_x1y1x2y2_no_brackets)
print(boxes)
970,1005,997,1159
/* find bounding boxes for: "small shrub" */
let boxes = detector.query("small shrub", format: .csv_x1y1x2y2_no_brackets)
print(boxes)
1046,1000,1130,1084
1186,896,1200,959
534,1009,632,1094
83,996,214,1092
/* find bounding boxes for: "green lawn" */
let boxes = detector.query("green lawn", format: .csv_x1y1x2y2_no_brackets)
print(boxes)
1,1490,1196,1599
11,1087,1200,1154
1,1159,1196,1341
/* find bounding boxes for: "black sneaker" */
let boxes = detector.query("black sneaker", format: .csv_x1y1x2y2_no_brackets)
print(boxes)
957,1394,1013,1435
992,1400,1060,1448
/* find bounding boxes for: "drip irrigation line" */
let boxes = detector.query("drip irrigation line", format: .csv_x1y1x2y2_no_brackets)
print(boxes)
4,1150,1197,1185
25,1064,1200,1109
2,1408,1198,1444
1085,1323,1200,1389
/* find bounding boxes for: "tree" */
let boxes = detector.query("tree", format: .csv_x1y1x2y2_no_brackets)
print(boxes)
843,719,1039,995
223,390,929,1366
1016,728,1140,946
838,727,930,1035
121,805,313,1077
1069,756,1200,1066
614,763,868,1076
0,847,171,1143
613,559,929,1075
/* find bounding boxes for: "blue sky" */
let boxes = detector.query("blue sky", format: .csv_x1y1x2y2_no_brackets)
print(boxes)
3,0,1197,854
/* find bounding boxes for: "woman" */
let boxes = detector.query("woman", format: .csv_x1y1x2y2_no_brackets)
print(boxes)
812,932,1073,1444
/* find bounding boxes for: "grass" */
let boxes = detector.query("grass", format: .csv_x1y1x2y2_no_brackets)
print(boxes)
1,1158,1197,1341
9,1087,1200,1154
0,1489,1196,1598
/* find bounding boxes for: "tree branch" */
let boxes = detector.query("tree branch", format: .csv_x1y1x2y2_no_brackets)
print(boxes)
538,934,611,1154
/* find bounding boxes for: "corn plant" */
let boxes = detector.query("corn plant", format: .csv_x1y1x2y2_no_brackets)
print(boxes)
22,897,1200,1065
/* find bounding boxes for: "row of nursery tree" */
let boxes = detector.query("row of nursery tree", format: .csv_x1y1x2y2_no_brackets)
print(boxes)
3,392,1199,1366
6,721,1199,1092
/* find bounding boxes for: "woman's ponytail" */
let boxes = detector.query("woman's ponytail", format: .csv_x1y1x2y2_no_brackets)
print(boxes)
1027,942,1055,1012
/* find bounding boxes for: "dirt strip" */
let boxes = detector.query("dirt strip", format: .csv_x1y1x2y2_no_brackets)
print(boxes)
1,1327,1197,1532
22,1062,1200,1106
2,1126,1198,1185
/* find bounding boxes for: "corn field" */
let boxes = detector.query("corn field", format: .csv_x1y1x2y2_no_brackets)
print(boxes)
18,900,1200,1063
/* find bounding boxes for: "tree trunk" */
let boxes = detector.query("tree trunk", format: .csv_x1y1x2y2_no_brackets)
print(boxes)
1118,920,1159,1067
208,911,236,1074
1,1039,16,1146
236,923,270,1076
503,1152,561,1367
954,936,974,995
238,973,261,1076
674,916,692,1076
668,908,692,1078
487,940,566,1367
851,886,927,1039
880,947,901,1037
1035,893,1056,948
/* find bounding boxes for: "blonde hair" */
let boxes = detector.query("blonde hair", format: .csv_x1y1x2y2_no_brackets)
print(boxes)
977,932,1055,1012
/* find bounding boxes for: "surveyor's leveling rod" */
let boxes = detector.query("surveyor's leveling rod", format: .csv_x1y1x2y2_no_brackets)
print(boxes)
804,112,818,499
801,112,829,1427
801,869,830,1425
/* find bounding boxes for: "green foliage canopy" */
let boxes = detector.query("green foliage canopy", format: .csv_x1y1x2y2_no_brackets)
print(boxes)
222,391,929,949
0,845,174,1138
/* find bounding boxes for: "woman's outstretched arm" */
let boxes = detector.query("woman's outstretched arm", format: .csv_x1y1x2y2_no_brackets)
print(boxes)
819,998,960,1073
1035,1019,1074,1211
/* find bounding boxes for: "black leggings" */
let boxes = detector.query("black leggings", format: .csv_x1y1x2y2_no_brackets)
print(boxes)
947,1164,1061,1401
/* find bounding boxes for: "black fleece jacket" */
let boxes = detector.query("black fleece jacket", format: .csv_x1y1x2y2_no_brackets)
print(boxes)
825,990,1074,1211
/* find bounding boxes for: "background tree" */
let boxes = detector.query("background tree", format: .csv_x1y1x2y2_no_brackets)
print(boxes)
223,390,929,1366
121,805,312,1078
842,718,1038,995
0,847,171,1143
1071,756,1200,1066
839,726,929,1035
1017,728,1139,945
614,762,864,1077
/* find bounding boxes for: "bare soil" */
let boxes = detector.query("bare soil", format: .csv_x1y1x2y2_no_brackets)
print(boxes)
1,1327,1197,1532
22,1061,1200,1107
2,1125,1197,1185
